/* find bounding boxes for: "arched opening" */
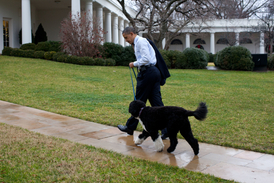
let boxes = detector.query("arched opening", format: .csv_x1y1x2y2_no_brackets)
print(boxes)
240,38,252,44
217,38,229,44
171,39,183,45
193,38,206,44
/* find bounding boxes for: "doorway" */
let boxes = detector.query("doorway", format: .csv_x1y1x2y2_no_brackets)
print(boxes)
3,20,9,47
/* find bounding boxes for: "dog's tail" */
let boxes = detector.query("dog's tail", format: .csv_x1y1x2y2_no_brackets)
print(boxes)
186,102,208,121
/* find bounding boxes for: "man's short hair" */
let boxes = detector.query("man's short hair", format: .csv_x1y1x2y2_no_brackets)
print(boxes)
122,27,137,35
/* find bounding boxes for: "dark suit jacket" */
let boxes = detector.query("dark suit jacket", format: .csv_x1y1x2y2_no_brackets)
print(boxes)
147,39,170,85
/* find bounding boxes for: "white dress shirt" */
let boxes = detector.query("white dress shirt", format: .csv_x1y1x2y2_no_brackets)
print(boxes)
133,35,157,68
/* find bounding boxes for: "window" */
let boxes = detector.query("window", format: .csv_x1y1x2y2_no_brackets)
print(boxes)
240,38,252,44
171,39,182,45
3,20,9,47
193,38,206,44
217,38,229,44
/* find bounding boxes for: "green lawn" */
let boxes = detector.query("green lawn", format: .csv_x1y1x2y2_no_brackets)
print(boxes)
0,123,233,182
0,55,273,155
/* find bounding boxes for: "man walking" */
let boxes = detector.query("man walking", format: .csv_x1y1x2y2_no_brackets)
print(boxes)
117,27,170,139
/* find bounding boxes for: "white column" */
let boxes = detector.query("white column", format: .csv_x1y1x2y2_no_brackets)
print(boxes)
162,38,166,50
113,15,119,44
260,32,265,54
22,0,32,44
185,33,190,48
71,0,81,18
96,5,103,40
86,0,93,20
235,32,240,46
105,10,112,42
210,32,215,54
119,18,124,46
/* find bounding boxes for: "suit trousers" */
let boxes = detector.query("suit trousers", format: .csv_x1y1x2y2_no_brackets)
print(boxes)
126,66,167,134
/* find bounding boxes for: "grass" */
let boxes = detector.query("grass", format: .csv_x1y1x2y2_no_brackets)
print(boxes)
0,123,232,182
0,56,273,154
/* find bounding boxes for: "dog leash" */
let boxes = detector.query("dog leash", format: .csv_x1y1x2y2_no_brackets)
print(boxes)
129,66,137,101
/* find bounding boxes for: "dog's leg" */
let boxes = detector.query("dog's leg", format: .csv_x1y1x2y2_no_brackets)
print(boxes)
150,131,164,152
135,130,150,145
167,132,178,153
180,120,199,155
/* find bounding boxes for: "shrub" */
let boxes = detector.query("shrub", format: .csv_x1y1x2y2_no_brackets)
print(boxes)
94,58,106,66
1,47,13,56
174,52,187,69
66,55,80,64
105,58,116,66
10,48,24,57
267,54,274,70
119,46,136,66
44,51,56,60
20,43,36,50
34,51,45,59
52,52,66,61
35,42,51,52
201,49,210,62
22,50,35,58
167,50,178,68
103,42,123,60
182,47,208,69
56,54,68,62
164,50,187,69
80,56,95,65
159,50,171,68
216,46,254,71
208,53,216,63
34,23,47,44
48,41,62,52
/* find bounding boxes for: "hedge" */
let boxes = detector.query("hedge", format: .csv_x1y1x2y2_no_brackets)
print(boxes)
268,54,274,70
215,46,254,71
182,47,208,69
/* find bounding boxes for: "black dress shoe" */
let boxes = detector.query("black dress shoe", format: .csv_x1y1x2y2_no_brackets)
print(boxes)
161,133,169,140
117,125,133,135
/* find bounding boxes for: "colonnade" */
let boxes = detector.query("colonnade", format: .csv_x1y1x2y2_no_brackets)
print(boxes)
21,0,129,46
184,32,264,54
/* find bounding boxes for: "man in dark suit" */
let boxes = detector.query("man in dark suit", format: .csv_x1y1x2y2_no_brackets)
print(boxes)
117,27,170,139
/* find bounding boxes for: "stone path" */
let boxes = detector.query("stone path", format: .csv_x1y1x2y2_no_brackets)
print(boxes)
0,100,274,182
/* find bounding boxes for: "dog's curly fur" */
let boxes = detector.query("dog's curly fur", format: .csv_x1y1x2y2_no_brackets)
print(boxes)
129,100,208,154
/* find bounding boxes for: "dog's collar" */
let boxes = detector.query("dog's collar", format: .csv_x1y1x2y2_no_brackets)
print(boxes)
139,107,144,117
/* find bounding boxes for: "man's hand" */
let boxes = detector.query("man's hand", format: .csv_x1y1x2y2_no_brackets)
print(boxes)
129,62,134,68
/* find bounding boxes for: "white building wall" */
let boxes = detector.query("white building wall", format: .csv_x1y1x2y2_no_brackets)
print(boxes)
36,9,70,41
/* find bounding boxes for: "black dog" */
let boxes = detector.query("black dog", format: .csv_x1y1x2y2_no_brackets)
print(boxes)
129,100,208,155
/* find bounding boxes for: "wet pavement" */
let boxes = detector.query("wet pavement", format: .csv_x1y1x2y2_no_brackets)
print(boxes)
0,100,274,182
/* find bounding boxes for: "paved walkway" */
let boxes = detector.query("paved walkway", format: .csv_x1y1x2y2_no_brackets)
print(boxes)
1,100,274,183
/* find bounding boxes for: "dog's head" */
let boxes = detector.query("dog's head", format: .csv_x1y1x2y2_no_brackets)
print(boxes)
129,100,146,117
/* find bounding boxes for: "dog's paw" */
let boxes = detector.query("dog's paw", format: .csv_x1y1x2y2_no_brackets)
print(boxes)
135,137,145,145
154,136,164,152
167,146,175,153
